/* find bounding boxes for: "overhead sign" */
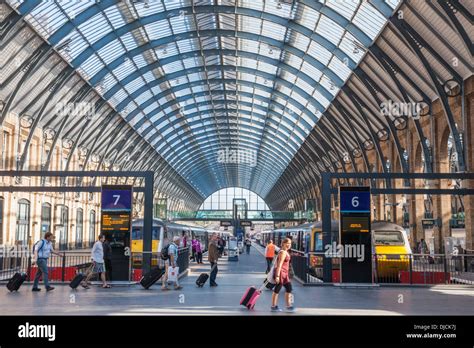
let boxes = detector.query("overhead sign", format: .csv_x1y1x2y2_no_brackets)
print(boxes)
240,220,252,227
340,187,370,213
101,186,133,211
220,220,232,227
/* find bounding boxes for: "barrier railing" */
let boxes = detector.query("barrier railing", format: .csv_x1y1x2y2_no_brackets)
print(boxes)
374,253,474,285
301,252,474,285
1,246,192,283
0,250,91,282
290,250,308,283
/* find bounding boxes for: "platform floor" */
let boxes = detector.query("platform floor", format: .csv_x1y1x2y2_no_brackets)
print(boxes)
1,244,473,316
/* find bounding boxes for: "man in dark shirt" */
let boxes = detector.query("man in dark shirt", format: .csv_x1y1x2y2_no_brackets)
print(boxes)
208,233,219,287
103,238,113,281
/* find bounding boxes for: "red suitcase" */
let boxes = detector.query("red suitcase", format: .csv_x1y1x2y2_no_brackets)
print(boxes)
240,280,270,310
240,286,261,310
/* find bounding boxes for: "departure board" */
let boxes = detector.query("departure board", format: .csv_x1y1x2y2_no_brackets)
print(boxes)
342,217,370,233
101,213,131,231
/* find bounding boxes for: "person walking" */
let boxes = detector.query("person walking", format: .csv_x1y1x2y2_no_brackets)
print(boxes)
265,240,276,273
103,237,113,281
195,239,203,264
271,238,295,312
208,233,219,287
217,237,224,257
83,234,110,289
31,232,63,292
191,237,197,262
245,237,251,255
161,236,183,291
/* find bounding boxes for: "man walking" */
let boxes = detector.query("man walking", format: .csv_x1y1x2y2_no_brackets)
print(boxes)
208,233,219,287
245,237,252,255
82,234,110,289
162,236,183,291
32,232,63,292
265,240,276,273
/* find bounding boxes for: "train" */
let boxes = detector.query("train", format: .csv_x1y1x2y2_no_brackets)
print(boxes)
130,219,210,268
258,220,412,280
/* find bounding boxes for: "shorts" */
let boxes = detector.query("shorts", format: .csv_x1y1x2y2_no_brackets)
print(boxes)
273,281,292,294
93,262,105,273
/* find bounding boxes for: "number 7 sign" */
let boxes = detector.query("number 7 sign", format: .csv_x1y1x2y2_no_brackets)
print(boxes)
101,186,132,211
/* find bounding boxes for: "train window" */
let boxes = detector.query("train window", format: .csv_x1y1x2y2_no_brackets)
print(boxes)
132,228,142,240
315,233,323,252
374,231,404,245
152,227,160,239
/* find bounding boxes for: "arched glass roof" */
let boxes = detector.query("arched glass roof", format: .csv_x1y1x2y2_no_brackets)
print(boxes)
10,0,399,198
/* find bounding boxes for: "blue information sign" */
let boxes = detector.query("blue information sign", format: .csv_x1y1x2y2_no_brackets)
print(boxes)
101,186,133,211
340,189,370,213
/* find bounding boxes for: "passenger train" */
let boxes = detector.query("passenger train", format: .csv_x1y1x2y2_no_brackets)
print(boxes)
130,219,210,268
259,220,412,279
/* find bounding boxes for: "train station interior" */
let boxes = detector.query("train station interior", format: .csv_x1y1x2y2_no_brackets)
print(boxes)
1,0,473,329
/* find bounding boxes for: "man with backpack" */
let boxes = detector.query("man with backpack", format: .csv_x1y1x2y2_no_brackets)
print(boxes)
161,236,183,291
31,232,63,292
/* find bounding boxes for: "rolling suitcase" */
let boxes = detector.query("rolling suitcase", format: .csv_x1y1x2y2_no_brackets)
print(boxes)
240,280,270,309
196,263,217,287
69,273,85,289
195,273,209,287
240,286,261,310
70,263,93,289
7,272,27,292
140,267,165,289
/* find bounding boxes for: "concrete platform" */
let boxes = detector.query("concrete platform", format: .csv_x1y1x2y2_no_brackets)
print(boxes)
1,244,473,316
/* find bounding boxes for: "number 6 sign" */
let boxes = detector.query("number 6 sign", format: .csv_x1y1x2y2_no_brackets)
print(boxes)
340,187,370,213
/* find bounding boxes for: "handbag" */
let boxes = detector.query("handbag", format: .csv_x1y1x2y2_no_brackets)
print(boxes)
265,255,279,285
167,266,179,283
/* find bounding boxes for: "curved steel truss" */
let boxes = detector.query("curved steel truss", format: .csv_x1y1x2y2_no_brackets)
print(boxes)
1,0,471,211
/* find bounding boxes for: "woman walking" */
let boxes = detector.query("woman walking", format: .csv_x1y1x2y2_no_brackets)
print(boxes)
271,238,294,312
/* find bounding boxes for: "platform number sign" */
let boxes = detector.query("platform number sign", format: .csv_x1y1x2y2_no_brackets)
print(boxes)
340,189,370,213
101,186,133,211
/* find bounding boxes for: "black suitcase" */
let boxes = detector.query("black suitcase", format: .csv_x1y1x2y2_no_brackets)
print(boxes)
195,273,209,287
7,272,27,292
69,273,85,289
140,267,165,289
196,263,217,287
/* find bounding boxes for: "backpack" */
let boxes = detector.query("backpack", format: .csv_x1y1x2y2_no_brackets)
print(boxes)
32,239,45,256
160,244,171,260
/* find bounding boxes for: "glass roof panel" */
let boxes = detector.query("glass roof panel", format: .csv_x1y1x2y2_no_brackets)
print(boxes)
17,0,398,197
